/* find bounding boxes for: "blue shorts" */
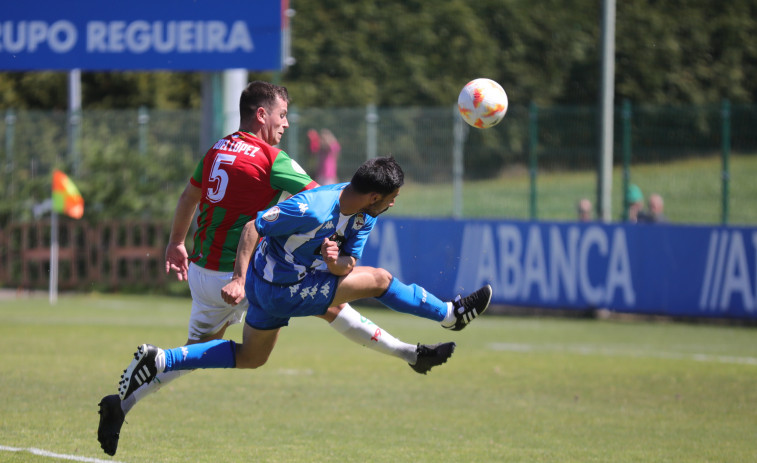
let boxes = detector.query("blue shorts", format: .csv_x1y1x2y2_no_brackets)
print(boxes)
244,269,339,330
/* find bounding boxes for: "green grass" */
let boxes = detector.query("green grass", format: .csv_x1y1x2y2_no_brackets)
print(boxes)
1,294,756,462
393,154,757,225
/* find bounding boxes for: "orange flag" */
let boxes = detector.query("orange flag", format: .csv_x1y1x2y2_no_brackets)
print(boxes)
52,169,84,219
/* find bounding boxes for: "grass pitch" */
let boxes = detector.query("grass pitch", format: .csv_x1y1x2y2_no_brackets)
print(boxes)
1,293,756,462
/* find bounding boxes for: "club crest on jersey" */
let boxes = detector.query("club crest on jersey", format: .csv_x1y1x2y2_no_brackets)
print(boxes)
353,213,366,230
262,206,280,222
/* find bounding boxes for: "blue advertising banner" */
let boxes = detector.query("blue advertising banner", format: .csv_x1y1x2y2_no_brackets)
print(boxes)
359,218,757,320
0,0,282,71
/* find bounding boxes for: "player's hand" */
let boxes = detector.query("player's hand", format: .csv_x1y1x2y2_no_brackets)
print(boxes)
321,237,340,265
165,242,189,281
221,278,246,306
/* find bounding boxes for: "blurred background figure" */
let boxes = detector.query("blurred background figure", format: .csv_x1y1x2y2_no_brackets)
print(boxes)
307,128,321,165
638,193,668,223
626,184,644,223
577,198,593,222
307,128,341,185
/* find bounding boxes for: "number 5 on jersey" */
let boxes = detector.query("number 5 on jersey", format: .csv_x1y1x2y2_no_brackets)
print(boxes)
207,153,236,203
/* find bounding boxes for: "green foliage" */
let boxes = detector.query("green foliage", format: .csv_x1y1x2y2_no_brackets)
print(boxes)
81,72,203,109
0,72,202,110
0,108,201,226
286,0,756,107
616,1,757,104
74,109,200,221
1,1,755,109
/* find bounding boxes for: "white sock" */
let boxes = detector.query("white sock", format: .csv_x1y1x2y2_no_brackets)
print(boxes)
441,302,455,327
121,369,192,415
330,303,418,364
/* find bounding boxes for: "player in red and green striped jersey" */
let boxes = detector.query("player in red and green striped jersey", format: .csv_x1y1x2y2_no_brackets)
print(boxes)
187,127,317,271
97,81,449,456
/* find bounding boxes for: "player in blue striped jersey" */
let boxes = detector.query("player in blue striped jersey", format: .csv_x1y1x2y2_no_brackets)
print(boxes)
117,157,492,405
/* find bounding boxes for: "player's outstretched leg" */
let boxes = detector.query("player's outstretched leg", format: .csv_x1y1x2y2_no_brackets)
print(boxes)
119,344,161,400
409,342,456,375
443,284,493,331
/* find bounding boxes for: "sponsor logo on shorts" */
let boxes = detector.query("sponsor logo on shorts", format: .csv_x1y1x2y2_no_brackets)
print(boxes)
289,284,301,297
287,281,332,300
299,285,319,299
319,281,331,298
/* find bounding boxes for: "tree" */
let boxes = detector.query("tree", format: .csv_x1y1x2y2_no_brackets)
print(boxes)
0,0,755,109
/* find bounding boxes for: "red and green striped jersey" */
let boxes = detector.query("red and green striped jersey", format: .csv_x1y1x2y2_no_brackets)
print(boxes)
188,131,317,271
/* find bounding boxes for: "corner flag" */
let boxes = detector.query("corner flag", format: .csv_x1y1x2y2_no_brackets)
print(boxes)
52,169,84,219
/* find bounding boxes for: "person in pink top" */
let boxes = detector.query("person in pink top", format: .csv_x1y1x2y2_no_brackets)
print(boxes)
309,128,340,185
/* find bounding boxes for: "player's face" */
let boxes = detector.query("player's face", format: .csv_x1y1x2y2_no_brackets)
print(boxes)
365,188,400,217
261,96,289,146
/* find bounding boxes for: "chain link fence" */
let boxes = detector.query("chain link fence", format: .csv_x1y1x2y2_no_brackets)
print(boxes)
2,102,756,227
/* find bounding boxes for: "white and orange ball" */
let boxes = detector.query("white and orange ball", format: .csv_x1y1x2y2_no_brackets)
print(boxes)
457,78,508,129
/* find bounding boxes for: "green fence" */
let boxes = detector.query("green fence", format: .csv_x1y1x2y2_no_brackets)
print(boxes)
2,102,756,227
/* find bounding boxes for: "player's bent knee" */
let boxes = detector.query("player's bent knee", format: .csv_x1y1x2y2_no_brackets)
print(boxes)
373,267,394,290
234,347,271,369
235,353,268,369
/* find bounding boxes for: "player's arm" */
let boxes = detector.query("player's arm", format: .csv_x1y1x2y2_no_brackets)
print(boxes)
326,215,374,277
221,220,260,306
165,181,202,281
320,237,355,276
269,150,319,194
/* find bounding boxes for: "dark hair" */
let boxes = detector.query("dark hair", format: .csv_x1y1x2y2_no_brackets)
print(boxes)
239,81,290,122
350,156,404,195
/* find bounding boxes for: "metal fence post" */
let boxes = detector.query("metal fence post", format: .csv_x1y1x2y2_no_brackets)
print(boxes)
138,106,149,157
138,106,150,183
5,109,16,199
68,69,81,176
68,108,81,176
287,104,300,161
528,102,538,220
721,99,731,225
452,104,467,219
366,104,378,161
621,99,632,221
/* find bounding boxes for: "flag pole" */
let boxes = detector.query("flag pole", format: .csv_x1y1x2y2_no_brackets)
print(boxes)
49,209,59,305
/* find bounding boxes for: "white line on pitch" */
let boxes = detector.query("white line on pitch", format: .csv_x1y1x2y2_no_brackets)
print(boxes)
0,445,125,463
489,343,757,365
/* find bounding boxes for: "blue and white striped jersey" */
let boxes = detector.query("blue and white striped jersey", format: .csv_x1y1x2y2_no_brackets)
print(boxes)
252,183,376,285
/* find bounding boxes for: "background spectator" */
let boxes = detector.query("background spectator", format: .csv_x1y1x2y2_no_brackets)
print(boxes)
626,184,644,223
577,198,593,222
638,193,668,223
307,128,340,185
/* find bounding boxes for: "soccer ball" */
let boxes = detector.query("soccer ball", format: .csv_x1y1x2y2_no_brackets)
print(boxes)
457,78,508,129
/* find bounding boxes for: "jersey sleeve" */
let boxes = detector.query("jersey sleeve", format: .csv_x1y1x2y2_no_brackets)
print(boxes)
189,157,204,188
255,194,319,238
269,150,318,195
343,215,375,259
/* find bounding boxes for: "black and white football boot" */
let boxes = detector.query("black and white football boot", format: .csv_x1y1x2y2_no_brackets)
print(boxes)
443,284,492,331
118,344,160,401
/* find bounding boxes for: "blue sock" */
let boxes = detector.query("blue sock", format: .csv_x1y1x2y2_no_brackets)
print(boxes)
164,339,236,371
375,278,447,322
